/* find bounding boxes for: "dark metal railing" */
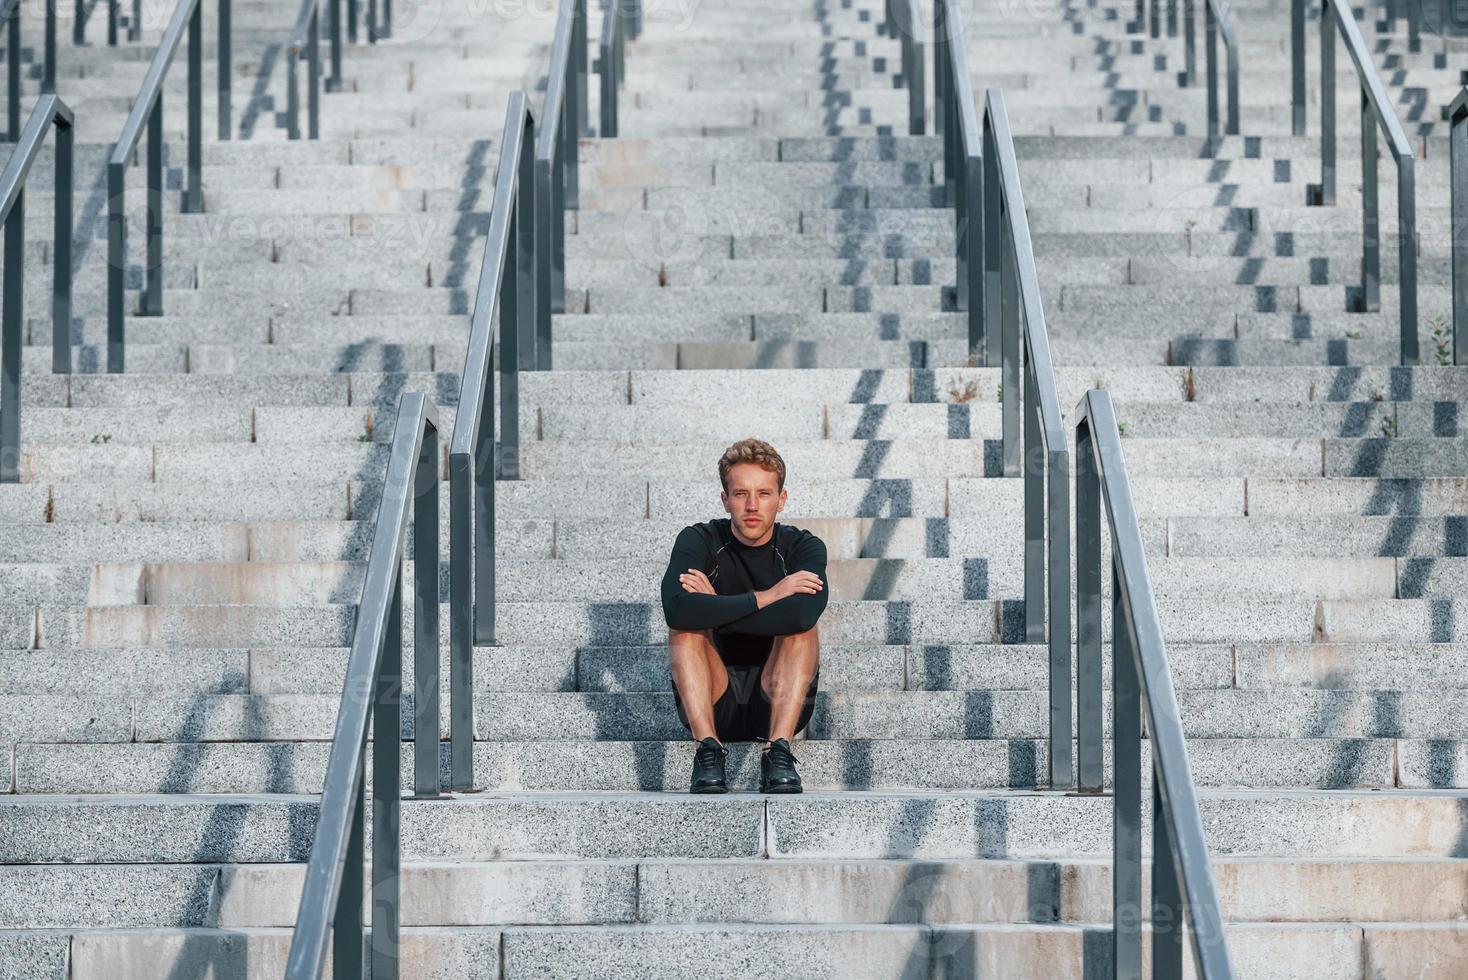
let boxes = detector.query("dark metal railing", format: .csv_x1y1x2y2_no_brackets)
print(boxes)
981,88,1072,791
1074,388,1234,979
1298,0,1418,363
286,0,339,139
106,0,231,373
534,0,589,373
1450,87,1468,364
3,0,58,141
932,0,980,339
885,0,925,135
597,0,639,137
449,92,537,790
1,95,72,484
108,0,141,43
1134,0,1238,143
284,391,441,980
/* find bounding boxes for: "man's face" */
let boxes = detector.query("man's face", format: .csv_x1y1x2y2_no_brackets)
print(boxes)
721,462,786,546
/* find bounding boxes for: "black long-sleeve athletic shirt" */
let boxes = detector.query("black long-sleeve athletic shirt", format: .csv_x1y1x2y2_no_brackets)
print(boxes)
660,518,829,665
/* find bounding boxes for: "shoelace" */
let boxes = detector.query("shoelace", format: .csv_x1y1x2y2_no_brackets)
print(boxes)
753,736,799,764
694,740,725,767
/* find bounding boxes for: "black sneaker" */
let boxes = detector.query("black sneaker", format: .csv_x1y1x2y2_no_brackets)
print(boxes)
690,737,728,794
759,737,803,794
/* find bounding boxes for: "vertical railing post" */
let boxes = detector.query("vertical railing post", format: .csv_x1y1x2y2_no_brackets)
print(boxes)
932,0,946,141
1291,0,1305,134
1112,560,1143,980
43,0,56,93
1317,4,1337,205
129,0,138,39
1023,362,1043,644
74,0,85,44
1047,445,1071,790
219,0,232,139
1204,0,1219,145
144,100,164,315
108,0,117,44
517,117,537,375
371,569,402,980
6,5,19,141
308,9,321,139
1225,30,1239,134
1398,154,1418,365
1153,778,1184,976
1454,92,1468,364
185,0,202,213
334,771,365,975
414,415,441,797
1,191,20,483
107,159,125,372
53,111,73,375
999,211,1020,478
1183,0,1196,83
1074,412,1103,792
982,120,1001,369
575,0,589,138
499,204,522,483
1359,90,1380,313
329,0,343,92
287,45,302,139
963,151,982,359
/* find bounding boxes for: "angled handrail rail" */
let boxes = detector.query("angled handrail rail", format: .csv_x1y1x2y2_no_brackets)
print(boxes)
885,0,925,135
980,88,1072,790
1,95,73,484
2,0,58,141
1074,389,1234,979
1450,87,1468,364
534,0,589,373
106,0,231,373
598,0,637,136
284,391,441,979
448,92,537,790
1297,0,1418,362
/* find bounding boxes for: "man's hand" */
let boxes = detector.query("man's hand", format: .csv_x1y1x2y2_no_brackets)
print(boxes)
755,571,824,608
679,568,715,595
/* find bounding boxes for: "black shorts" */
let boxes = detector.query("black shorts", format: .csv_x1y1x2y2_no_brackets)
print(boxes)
671,659,820,743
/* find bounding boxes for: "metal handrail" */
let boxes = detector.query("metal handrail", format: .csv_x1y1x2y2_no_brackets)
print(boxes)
106,0,231,373
598,0,636,137
885,0,925,135
285,0,342,140
2,0,58,141
284,391,441,979
448,92,537,790
981,89,1072,791
1074,389,1234,979
932,0,981,324
1450,87,1468,364
1190,0,1239,142
1299,0,1418,363
534,0,589,374
1,96,72,484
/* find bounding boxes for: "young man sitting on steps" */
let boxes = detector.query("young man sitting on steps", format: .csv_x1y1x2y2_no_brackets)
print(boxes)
660,438,829,795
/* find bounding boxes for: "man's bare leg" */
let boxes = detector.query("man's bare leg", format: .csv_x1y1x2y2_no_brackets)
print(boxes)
762,624,820,743
668,628,729,743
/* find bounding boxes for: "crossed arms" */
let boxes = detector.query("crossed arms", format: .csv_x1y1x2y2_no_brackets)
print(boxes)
659,525,829,636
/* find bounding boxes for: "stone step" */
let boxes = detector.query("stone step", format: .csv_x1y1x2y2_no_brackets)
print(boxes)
2,790,1465,863
5,735,1433,793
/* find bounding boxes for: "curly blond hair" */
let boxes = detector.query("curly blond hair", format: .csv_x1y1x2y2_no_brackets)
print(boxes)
718,438,786,493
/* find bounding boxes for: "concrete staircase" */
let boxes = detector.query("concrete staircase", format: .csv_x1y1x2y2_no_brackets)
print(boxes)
3,0,1468,976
